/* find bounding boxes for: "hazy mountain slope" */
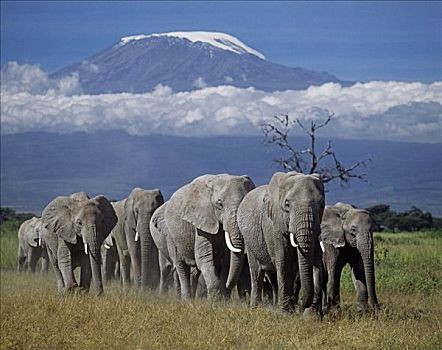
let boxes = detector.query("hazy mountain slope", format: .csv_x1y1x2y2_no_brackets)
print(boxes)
1,132,440,215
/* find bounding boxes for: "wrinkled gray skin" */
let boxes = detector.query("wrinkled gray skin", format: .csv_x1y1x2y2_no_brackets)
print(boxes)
40,192,90,292
101,233,119,283
17,217,49,273
150,202,178,294
109,199,131,289
238,171,325,316
165,174,255,300
320,203,379,311
124,188,164,291
151,201,206,298
41,192,117,295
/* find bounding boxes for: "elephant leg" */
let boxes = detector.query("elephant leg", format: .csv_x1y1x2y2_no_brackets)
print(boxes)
275,258,295,313
127,237,141,288
41,249,49,273
304,242,324,317
195,233,224,300
293,271,301,305
80,257,92,292
327,259,344,309
158,252,172,294
350,257,368,310
57,239,77,291
175,258,191,300
173,269,181,299
117,245,131,290
45,244,64,291
190,267,201,299
237,259,251,301
248,253,265,308
28,248,40,273
268,272,278,305
17,246,26,272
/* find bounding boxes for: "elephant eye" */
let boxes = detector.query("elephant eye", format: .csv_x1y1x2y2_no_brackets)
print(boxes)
76,219,82,226
216,199,223,208
284,200,290,212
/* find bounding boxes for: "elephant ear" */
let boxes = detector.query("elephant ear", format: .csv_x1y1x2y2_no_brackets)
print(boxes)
241,175,256,192
93,195,118,238
42,196,81,244
151,204,168,235
124,189,141,232
320,205,346,248
180,175,219,234
266,171,299,221
26,218,39,247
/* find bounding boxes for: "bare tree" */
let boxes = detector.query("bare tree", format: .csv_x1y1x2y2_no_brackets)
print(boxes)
262,112,370,185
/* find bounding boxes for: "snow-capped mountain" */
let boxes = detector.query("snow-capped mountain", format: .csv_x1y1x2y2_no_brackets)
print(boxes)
52,31,351,93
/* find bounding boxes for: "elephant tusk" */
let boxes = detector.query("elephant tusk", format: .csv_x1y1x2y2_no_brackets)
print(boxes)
224,231,241,253
38,238,41,246
84,243,88,255
135,231,139,242
320,241,325,253
290,233,299,248
104,243,111,250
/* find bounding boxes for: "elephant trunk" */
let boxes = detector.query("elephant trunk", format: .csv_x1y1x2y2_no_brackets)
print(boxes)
138,216,158,291
224,213,245,291
357,234,379,306
293,205,318,309
88,226,103,295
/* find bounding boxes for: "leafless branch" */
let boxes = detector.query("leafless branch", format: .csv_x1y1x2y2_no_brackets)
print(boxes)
262,112,370,186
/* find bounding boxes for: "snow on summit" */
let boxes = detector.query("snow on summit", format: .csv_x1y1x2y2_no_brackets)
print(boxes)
119,31,266,60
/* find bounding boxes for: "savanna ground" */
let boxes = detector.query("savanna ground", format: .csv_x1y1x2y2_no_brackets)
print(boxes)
1,219,441,349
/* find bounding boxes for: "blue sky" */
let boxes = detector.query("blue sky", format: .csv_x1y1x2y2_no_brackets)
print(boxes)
1,1,441,82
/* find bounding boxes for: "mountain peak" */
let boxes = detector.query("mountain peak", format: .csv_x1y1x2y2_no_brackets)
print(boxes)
119,31,266,60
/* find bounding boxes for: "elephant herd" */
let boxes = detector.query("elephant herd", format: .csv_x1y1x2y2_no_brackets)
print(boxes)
17,172,379,318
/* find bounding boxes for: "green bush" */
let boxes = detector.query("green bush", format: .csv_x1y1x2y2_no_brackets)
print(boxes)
0,218,21,269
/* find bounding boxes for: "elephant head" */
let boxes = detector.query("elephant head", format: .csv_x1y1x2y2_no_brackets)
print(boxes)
27,217,43,248
266,171,325,308
42,194,117,295
124,188,164,289
321,203,378,306
179,174,255,291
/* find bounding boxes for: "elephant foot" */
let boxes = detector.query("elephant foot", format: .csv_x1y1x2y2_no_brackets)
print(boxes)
302,307,323,321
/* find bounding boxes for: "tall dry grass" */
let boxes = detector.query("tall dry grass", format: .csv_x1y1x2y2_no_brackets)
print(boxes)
1,229,441,349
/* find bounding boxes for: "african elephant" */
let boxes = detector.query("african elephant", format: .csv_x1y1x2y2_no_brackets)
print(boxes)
124,188,164,291
165,174,255,300
41,192,117,295
108,199,132,289
320,202,379,310
150,201,206,298
17,217,49,272
101,233,119,283
237,171,325,316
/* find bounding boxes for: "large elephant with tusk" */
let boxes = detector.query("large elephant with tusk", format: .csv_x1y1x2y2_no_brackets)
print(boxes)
17,217,49,272
165,174,255,300
41,192,117,295
320,203,379,311
237,171,325,316
124,188,164,291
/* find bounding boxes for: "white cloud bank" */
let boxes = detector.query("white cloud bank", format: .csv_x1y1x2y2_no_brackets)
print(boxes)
1,62,441,142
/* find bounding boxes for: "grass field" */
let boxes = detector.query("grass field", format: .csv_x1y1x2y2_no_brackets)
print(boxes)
1,221,441,349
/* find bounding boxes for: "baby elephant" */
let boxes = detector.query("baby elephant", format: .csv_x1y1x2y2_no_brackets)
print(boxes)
17,217,49,272
320,203,379,311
